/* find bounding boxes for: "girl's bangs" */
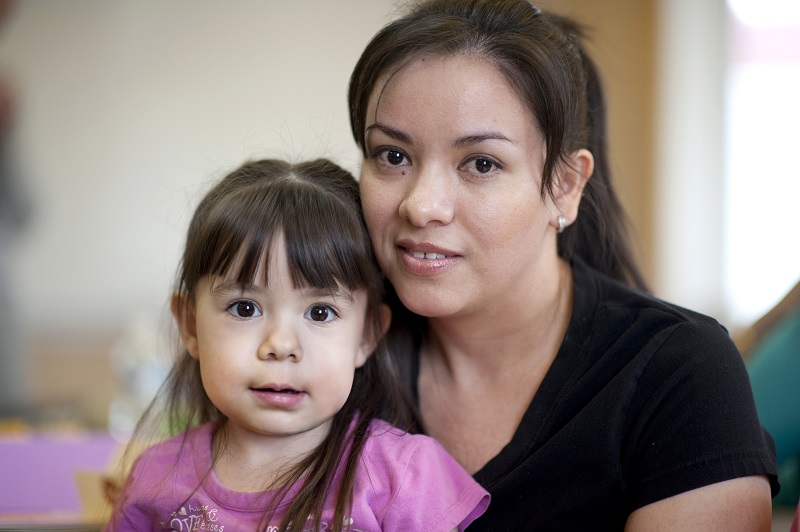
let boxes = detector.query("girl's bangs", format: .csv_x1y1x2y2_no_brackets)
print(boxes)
202,181,374,294
281,185,375,293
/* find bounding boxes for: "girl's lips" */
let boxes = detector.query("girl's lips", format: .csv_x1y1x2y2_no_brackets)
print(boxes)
250,386,306,408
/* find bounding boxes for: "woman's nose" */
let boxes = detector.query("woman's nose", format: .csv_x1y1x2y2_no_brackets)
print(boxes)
257,320,301,361
398,165,455,227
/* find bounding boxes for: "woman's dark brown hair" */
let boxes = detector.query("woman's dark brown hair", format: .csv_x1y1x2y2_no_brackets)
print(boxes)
114,158,416,531
349,0,647,291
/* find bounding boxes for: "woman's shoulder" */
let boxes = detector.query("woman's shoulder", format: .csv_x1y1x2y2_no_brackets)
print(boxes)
574,257,731,338
567,258,744,390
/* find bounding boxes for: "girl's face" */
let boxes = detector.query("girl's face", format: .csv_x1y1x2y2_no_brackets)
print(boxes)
176,234,375,453
359,54,562,320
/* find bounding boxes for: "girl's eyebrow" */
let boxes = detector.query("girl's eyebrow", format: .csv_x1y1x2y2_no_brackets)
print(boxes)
209,279,356,304
305,287,355,304
209,279,253,294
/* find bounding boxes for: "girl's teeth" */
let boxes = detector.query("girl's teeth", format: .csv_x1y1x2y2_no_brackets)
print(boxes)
411,251,446,259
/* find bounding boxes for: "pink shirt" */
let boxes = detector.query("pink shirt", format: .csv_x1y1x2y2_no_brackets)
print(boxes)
108,420,489,531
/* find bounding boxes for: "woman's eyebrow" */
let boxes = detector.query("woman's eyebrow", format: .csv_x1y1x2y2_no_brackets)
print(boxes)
454,132,514,147
366,122,513,148
365,122,412,144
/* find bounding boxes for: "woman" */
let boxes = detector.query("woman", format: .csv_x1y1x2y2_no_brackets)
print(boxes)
348,0,778,529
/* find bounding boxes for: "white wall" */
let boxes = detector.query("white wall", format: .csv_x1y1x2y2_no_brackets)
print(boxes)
0,1,398,341
654,0,729,323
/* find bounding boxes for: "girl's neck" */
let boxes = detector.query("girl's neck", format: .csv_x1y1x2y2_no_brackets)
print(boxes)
211,420,330,493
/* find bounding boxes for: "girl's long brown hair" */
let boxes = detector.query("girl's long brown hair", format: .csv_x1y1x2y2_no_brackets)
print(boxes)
113,158,417,531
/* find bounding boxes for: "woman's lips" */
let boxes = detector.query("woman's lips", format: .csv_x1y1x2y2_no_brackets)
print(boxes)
397,239,457,258
409,250,446,260
397,242,460,275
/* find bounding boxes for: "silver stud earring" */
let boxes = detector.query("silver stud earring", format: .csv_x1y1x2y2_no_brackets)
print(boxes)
557,215,567,234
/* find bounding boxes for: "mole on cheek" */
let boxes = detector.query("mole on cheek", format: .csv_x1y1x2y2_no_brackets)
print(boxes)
401,171,406,176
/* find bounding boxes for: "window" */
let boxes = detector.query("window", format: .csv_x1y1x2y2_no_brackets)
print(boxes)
724,0,800,327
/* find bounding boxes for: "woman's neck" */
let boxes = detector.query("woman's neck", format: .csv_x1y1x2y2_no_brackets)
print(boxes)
426,258,573,377
417,259,574,473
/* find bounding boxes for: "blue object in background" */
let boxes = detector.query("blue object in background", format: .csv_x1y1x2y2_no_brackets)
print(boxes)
747,307,800,507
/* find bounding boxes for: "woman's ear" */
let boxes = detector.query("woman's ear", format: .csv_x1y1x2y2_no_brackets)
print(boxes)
552,148,594,229
171,292,199,359
355,304,392,368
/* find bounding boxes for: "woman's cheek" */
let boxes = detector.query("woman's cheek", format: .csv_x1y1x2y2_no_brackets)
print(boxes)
360,175,390,230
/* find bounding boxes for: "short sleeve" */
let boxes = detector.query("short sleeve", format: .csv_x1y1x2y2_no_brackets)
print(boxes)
624,319,779,508
371,432,490,531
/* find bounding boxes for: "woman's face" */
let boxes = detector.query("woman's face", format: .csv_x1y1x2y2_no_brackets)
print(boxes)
359,54,562,319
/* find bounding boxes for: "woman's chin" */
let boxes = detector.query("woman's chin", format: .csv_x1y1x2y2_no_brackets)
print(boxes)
395,285,465,319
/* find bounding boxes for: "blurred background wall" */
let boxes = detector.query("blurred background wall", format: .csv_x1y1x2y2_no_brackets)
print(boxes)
0,0,797,432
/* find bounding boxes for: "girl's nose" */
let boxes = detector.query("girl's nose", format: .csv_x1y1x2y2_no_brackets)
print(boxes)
257,320,301,361
398,165,455,227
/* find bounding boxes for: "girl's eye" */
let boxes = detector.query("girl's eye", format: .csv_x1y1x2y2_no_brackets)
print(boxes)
305,304,338,323
227,300,261,319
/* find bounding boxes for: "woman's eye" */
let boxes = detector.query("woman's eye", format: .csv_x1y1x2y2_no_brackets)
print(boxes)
460,156,501,176
227,300,261,319
305,304,338,323
473,158,494,173
386,150,405,165
373,147,409,167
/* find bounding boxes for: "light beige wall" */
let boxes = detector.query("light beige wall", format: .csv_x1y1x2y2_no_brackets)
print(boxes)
0,1,689,426
0,0,401,425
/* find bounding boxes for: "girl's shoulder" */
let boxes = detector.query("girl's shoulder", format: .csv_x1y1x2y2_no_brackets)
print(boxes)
133,422,215,471
362,418,465,474
363,418,425,453
357,418,490,529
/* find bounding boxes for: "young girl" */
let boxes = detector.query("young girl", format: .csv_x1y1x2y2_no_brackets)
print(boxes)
106,158,489,531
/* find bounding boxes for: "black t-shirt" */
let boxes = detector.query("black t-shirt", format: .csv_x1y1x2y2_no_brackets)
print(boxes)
409,259,779,530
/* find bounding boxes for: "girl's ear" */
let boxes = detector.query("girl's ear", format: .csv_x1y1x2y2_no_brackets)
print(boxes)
171,292,199,359
355,304,392,368
552,148,594,227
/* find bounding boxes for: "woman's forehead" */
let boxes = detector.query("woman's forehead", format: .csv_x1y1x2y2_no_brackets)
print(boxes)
366,54,539,144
